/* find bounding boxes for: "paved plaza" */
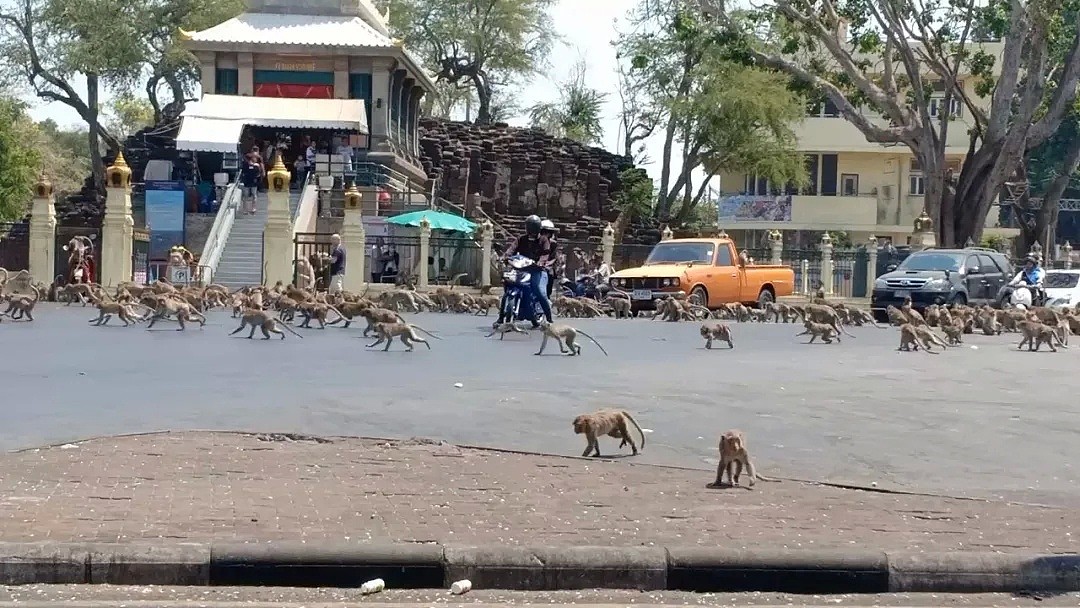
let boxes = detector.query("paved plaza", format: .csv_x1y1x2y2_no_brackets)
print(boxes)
0,304,1077,503
0,432,1074,551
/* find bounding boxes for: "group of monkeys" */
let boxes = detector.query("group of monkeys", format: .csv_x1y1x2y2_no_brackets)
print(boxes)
886,297,1076,353
571,408,778,489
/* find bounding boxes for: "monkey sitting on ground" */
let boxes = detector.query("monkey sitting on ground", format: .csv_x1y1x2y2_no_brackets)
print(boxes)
710,429,780,489
572,409,646,457
795,319,839,344
535,320,609,356
897,323,937,353
1017,319,1068,352
941,320,965,345
230,308,305,340
700,321,734,349
365,321,441,351
0,286,41,321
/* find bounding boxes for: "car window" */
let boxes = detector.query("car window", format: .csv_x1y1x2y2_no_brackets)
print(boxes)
645,242,715,265
897,253,964,271
715,245,733,266
1046,273,1080,288
994,254,1014,275
978,254,1002,273
964,255,979,272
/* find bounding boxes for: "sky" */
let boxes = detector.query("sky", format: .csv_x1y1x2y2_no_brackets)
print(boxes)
26,0,701,189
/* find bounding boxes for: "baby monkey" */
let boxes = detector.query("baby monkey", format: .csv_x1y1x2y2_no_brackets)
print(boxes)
711,429,781,489
699,321,734,349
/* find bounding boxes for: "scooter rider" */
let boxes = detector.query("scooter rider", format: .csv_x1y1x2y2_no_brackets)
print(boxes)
539,219,558,298
502,214,555,323
1008,254,1046,303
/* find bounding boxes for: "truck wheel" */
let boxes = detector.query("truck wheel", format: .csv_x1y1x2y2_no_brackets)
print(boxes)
757,287,775,309
689,286,708,308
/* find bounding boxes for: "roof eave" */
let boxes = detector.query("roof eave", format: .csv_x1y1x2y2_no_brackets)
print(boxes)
182,39,437,93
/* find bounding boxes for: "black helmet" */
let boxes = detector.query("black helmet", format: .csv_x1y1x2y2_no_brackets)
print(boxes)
525,215,542,236
1025,254,1040,265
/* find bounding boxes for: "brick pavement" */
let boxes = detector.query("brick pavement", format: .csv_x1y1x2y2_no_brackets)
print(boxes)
0,431,1073,553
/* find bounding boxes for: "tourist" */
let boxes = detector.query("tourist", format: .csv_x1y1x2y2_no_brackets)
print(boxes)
304,138,317,184
336,136,354,175
240,152,262,215
328,234,346,294
371,239,385,283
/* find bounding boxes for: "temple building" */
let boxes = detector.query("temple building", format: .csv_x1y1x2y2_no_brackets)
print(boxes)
176,0,436,185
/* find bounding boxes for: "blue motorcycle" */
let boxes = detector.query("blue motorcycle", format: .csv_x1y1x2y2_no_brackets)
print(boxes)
495,254,545,329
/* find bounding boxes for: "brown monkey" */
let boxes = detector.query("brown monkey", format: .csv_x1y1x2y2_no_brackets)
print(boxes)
359,306,408,336
0,286,41,321
700,321,734,349
572,409,646,457
803,303,855,336
485,321,529,339
296,301,346,329
365,321,441,351
535,320,609,356
87,296,151,326
146,297,207,331
230,308,304,340
1017,320,1068,352
795,319,839,344
914,325,950,351
712,429,780,488
897,323,937,353
941,320,965,345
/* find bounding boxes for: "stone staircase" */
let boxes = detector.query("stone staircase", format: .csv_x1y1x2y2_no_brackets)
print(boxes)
213,190,301,290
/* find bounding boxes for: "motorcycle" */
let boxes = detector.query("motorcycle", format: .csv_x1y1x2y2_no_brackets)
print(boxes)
1002,283,1047,309
496,254,546,329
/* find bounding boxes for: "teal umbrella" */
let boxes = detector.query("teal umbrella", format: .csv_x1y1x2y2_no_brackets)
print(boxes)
385,210,477,233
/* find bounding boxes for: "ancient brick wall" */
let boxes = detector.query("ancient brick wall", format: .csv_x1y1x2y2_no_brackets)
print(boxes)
419,119,659,243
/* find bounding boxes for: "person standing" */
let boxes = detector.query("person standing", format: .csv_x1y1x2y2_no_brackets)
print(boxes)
239,152,262,215
328,233,346,294
336,136,354,175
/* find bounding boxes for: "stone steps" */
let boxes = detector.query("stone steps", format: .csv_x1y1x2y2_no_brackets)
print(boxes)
213,191,301,290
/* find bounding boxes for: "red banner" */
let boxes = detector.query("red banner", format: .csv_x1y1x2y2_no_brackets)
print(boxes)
255,83,334,99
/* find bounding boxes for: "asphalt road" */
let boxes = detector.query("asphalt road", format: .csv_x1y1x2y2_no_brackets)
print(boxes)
1,304,1077,503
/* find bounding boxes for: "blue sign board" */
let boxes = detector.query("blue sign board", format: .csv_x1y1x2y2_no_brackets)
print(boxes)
145,180,186,260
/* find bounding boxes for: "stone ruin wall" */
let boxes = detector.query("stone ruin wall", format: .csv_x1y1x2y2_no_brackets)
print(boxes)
418,119,660,245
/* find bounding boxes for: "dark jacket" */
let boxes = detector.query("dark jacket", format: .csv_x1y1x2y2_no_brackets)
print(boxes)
506,234,553,267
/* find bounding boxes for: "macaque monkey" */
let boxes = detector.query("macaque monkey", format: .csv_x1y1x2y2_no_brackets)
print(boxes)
572,409,646,457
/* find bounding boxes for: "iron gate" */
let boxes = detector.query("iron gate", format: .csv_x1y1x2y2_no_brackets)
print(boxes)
0,222,29,272
293,232,334,289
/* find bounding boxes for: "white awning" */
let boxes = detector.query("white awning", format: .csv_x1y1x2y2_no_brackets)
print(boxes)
175,117,246,153
181,94,368,134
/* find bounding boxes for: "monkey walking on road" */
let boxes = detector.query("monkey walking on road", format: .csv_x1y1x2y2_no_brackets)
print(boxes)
485,321,529,339
365,321,441,351
230,308,305,340
711,429,780,489
535,320,609,356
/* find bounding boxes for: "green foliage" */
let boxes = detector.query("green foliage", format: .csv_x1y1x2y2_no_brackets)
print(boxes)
0,98,42,220
616,2,806,219
614,167,655,220
980,234,1012,253
528,60,607,145
1027,109,1080,196
105,92,155,139
380,0,558,123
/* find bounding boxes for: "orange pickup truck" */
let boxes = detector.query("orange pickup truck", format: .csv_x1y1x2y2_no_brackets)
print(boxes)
608,238,795,311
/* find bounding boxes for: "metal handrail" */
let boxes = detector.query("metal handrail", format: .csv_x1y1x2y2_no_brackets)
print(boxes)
291,171,314,222
199,181,241,282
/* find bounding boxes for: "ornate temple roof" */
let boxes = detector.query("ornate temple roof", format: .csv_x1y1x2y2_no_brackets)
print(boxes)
188,12,395,49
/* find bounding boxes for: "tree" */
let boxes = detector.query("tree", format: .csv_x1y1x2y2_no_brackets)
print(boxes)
705,0,1080,246
1011,108,1080,254
105,92,155,140
617,2,807,223
613,53,656,163
380,0,558,124
612,167,655,242
527,59,607,145
0,97,41,220
0,0,242,190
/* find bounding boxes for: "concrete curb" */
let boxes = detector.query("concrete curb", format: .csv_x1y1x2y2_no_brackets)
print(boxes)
0,542,1075,593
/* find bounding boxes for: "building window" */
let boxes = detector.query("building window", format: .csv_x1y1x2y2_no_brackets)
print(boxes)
841,173,859,196
744,174,773,195
909,173,925,196
819,153,838,196
929,96,963,118
806,97,840,117
215,68,238,95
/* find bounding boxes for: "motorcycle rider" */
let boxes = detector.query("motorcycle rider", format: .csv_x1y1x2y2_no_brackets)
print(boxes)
1007,254,1046,305
501,214,555,323
540,219,558,298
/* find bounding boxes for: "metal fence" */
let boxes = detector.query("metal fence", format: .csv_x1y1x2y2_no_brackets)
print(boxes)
831,249,862,298
133,230,150,283
0,222,29,272
368,234,422,285
293,232,335,289
429,236,482,286
744,247,770,263
147,262,213,285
